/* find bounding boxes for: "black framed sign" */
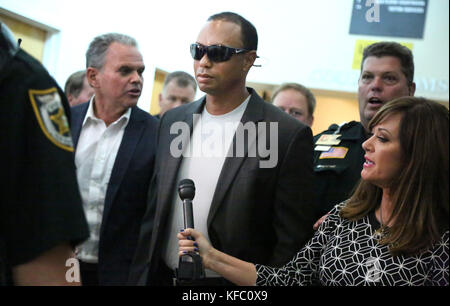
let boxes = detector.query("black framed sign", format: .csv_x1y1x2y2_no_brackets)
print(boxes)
349,0,428,39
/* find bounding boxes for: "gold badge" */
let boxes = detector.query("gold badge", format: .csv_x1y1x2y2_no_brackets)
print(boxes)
315,134,342,146
29,88,74,151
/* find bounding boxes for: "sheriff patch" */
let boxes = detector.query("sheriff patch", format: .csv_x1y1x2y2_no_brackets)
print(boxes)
315,134,341,146
29,88,74,151
319,146,348,159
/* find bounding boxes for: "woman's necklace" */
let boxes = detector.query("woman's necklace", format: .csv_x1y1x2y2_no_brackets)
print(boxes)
374,205,388,239
379,204,383,226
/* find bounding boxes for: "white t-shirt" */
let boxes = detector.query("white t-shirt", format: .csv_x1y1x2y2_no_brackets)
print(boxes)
163,96,250,277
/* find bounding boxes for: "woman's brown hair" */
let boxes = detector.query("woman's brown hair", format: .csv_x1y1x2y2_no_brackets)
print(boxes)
341,97,449,255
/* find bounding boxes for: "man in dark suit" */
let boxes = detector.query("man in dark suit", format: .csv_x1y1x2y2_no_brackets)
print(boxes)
129,12,315,285
71,33,158,285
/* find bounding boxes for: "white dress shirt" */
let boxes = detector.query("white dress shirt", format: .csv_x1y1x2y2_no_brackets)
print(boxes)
75,97,131,263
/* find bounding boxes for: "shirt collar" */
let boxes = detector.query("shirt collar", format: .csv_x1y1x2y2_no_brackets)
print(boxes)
82,95,97,126
82,95,132,127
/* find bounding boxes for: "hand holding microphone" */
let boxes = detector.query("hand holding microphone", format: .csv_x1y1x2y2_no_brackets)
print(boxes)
178,228,213,268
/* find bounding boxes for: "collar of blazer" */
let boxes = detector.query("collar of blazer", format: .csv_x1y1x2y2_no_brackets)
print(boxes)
240,87,266,124
156,87,268,229
71,102,144,148
180,87,265,125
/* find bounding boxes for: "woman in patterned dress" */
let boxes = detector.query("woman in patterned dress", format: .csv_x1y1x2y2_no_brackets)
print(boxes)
178,97,449,286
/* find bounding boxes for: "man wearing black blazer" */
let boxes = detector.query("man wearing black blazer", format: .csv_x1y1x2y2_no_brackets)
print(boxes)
129,12,315,285
71,33,158,285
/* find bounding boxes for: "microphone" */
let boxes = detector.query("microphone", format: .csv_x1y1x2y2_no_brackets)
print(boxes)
178,179,195,230
176,179,205,284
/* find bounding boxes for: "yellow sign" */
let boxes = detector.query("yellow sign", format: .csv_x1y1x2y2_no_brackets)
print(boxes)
352,40,414,70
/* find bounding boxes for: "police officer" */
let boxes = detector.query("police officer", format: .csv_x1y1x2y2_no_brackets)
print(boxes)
313,42,416,219
0,22,89,285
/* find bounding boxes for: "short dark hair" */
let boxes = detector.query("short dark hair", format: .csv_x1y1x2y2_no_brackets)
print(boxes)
163,71,197,93
361,42,415,86
271,83,316,117
64,70,86,97
207,12,258,51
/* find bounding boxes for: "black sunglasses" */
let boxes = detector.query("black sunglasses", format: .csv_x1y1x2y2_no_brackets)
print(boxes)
190,43,250,62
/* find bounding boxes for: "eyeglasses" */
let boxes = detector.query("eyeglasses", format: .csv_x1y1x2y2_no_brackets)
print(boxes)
190,43,250,62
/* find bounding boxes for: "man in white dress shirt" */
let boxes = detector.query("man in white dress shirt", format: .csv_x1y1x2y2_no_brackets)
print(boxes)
70,33,159,285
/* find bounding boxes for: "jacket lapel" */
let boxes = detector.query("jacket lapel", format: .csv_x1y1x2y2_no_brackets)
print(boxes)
158,98,206,217
101,107,145,233
207,89,265,227
70,102,89,148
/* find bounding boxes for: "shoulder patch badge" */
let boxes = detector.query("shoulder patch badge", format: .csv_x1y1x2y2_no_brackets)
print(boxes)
315,134,342,146
319,146,348,159
28,88,74,152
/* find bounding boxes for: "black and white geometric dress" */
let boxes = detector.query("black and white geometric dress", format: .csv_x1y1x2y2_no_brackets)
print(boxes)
255,203,449,286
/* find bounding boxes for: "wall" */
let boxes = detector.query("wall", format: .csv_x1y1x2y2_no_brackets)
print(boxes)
150,69,167,115
0,13,46,62
1,0,448,130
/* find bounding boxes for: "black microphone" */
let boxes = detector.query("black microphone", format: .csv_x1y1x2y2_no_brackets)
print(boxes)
178,179,195,230
176,179,205,284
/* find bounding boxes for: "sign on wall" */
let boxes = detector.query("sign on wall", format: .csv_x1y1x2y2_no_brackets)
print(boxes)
352,39,413,69
349,0,428,39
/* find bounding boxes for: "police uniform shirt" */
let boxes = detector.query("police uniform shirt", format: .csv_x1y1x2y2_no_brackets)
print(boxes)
313,121,367,218
0,49,89,282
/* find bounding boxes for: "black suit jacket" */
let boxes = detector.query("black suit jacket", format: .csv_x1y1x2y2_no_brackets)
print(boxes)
71,102,159,285
129,88,316,285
